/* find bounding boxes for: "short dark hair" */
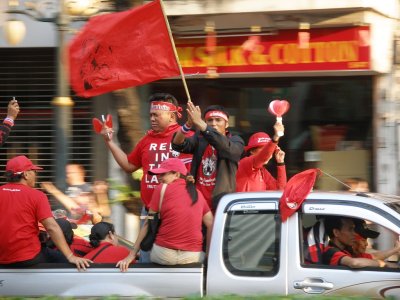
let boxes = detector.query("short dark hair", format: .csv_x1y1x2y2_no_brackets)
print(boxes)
324,216,353,238
203,105,229,119
4,170,23,183
148,93,178,106
89,221,115,248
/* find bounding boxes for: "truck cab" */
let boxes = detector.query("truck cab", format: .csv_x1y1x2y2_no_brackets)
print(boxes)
207,191,400,298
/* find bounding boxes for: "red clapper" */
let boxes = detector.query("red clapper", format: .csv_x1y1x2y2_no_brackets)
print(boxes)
268,100,290,137
92,114,113,138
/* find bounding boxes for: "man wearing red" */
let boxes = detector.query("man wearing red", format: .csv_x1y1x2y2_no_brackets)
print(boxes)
236,121,287,192
172,102,244,213
101,93,191,262
0,155,90,270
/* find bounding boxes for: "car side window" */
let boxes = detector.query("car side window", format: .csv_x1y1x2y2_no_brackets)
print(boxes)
223,210,280,277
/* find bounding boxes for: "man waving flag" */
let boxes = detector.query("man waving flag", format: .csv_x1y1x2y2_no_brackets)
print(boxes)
69,0,180,98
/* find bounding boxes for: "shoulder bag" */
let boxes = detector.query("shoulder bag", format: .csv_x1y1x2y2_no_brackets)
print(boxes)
140,183,167,251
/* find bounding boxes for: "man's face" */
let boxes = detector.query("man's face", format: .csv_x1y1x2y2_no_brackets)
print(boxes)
206,116,228,135
25,170,37,188
150,110,174,132
334,218,356,247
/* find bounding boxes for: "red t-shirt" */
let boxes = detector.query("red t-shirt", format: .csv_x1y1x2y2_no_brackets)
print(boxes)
150,179,210,252
71,236,93,257
323,245,353,266
196,145,217,208
127,124,192,208
84,242,130,263
236,156,286,192
0,183,53,264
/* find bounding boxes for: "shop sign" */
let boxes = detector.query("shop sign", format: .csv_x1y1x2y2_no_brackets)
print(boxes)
177,26,370,74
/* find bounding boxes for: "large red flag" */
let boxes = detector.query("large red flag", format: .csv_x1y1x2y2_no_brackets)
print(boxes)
68,0,180,98
279,169,321,222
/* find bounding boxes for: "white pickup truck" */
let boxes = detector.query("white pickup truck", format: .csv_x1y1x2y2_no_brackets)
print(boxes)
1,191,400,298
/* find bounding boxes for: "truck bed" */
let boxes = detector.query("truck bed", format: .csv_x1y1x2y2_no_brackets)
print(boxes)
0,263,204,297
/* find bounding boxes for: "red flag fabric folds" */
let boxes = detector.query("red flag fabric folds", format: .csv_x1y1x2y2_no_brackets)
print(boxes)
69,0,180,98
280,168,321,222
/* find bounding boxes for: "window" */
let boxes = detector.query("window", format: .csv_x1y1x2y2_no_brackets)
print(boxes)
223,210,280,276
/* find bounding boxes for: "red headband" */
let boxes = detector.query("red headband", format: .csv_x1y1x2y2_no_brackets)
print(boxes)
150,101,182,118
205,110,228,122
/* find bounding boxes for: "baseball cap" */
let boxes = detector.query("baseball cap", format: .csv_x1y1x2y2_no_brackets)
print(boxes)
354,219,380,239
148,158,187,176
6,155,43,174
245,132,271,151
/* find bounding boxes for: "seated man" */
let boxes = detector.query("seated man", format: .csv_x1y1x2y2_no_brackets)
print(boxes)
353,219,400,265
322,216,396,268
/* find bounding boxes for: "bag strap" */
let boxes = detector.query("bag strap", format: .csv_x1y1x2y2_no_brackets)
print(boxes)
158,183,167,219
91,243,112,260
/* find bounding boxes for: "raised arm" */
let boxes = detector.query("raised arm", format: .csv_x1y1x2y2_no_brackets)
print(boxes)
101,123,139,173
41,181,80,213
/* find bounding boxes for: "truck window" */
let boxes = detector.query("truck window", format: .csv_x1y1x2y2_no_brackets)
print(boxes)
222,210,280,277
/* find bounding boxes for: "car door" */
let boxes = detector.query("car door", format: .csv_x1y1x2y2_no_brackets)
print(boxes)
286,199,400,298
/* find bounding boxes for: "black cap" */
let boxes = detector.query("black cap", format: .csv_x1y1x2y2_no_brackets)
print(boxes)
55,218,77,245
354,219,380,239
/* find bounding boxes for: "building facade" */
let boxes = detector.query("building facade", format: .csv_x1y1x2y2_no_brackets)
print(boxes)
1,0,400,197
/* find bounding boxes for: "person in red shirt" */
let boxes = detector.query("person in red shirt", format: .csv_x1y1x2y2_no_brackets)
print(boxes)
353,219,400,263
46,217,93,257
0,155,91,270
84,222,130,263
100,93,192,262
236,121,287,192
117,158,213,271
322,216,395,268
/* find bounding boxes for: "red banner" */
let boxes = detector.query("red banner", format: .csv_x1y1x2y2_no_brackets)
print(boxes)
177,26,370,74
69,0,180,98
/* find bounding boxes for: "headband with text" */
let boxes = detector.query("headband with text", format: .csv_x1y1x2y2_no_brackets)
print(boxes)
205,110,228,122
150,101,182,118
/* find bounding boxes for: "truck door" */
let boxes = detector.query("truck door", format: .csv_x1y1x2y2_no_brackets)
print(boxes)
207,198,288,296
286,198,400,298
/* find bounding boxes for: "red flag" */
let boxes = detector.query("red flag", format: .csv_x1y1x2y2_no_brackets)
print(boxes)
68,0,180,98
280,169,321,222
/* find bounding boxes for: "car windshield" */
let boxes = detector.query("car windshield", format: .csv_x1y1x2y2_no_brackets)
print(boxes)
370,193,400,215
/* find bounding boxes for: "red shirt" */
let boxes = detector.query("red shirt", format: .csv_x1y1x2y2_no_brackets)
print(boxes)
236,142,286,192
150,179,210,252
196,145,217,208
127,124,192,208
71,236,93,257
0,183,53,264
84,242,130,263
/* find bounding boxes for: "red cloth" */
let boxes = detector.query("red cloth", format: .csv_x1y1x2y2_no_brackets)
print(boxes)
280,169,321,222
149,179,210,252
71,236,93,257
323,245,353,266
196,145,217,208
84,242,130,263
0,183,53,264
69,0,180,98
236,142,286,192
127,124,192,208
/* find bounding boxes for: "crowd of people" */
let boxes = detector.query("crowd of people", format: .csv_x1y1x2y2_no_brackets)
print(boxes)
0,94,398,272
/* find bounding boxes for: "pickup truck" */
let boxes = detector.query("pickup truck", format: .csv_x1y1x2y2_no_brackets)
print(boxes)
1,191,400,298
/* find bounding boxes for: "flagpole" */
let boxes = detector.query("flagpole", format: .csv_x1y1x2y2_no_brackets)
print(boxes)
159,0,192,103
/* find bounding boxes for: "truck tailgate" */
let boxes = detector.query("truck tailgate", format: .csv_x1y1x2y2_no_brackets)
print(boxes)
0,263,204,297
